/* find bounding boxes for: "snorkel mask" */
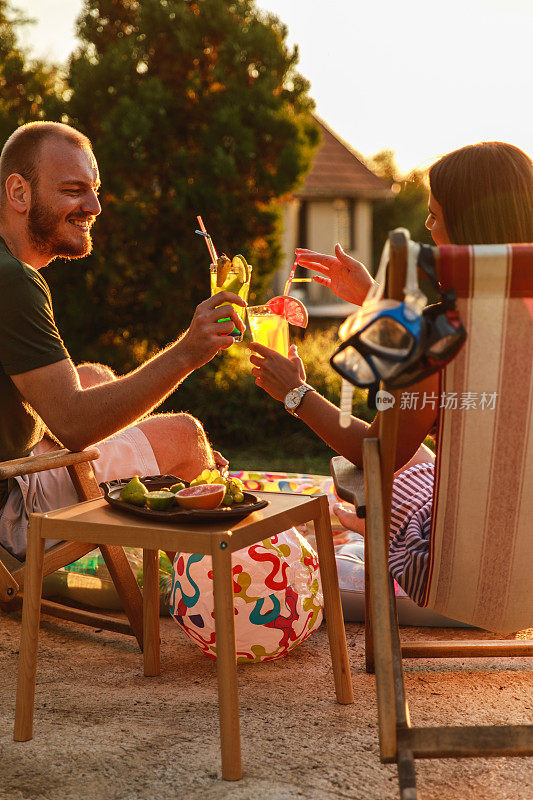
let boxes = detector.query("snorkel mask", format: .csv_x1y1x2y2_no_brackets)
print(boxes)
384,244,467,389
330,232,466,423
331,233,427,390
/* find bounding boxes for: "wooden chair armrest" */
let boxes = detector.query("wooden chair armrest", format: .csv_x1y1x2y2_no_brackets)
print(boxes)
330,456,366,518
0,447,100,480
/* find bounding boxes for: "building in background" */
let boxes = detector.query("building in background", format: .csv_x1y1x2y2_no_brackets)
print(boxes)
275,117,391,319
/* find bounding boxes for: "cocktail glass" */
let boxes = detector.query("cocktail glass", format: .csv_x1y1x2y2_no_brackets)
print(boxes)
210,262,251,343
247,304,289,357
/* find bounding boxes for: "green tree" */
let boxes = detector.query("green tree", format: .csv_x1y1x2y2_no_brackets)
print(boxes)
368,149,432,271
0,0,60,146
49,0,318,371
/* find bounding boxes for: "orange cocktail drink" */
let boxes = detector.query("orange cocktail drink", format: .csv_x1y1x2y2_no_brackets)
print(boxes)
247,305,289,357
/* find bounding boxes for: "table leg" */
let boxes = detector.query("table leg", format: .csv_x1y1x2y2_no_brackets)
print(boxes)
211,537,242,781
313,495,354,705
14,516,45,741
143,549,160,677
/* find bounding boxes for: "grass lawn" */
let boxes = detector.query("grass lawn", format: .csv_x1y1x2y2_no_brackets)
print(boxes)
223,440,335,476
223,435,435,477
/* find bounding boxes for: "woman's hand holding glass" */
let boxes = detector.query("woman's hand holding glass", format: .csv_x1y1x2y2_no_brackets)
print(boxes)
249,343,306,402
295,244,375,306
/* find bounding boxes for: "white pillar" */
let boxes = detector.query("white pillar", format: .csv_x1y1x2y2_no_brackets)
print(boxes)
276,198,300,295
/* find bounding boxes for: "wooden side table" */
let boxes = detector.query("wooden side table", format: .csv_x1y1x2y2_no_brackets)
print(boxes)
14,491,353,780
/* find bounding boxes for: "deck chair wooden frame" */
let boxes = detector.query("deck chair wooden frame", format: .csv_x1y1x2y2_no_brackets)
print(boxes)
0,447,144,649
331,230,533,799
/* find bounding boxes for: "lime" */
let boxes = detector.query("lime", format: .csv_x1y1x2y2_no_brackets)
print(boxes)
232,255,249,284
170,482,186,494
145,490,176,511
120,476,149,506
223,275,244,295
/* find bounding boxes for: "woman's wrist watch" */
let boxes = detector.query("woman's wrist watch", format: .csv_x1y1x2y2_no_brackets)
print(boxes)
284,384,313,416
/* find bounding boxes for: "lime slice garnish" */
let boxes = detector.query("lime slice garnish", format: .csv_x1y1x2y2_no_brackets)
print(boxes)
232,255,248,284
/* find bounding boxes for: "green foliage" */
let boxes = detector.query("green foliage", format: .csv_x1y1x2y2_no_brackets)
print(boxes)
0,0,60,145
0,3,435,475
46,0,319,367
368,149,432,271
160,325,374,467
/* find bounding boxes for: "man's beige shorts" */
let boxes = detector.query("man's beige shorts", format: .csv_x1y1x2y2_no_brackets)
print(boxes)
0,426,159,559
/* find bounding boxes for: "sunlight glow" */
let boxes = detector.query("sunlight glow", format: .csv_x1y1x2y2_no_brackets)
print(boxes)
15,0,533,175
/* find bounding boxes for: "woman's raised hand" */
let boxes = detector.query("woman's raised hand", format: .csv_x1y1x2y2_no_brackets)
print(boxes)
295,244,374,306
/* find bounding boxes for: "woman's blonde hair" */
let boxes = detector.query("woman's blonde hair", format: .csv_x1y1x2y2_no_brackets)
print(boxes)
428,142,533,244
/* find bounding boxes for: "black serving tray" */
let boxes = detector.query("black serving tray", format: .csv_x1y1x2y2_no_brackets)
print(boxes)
100,474,268,523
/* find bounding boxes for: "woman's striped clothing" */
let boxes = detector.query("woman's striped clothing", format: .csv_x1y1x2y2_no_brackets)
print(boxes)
388,462,435,605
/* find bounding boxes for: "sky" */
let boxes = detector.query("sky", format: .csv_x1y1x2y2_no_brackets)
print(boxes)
13,0,533,175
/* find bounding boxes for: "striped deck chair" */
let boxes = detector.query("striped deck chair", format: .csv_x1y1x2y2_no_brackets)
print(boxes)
331,231,533,799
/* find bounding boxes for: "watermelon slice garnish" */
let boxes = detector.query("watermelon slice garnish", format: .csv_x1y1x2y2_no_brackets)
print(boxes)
266,296,309,328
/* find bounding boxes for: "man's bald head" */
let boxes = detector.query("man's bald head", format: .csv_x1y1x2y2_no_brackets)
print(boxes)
0,122,93,211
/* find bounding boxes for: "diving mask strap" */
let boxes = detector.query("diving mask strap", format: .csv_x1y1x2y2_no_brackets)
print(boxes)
339,236,394,426
404,240,426,313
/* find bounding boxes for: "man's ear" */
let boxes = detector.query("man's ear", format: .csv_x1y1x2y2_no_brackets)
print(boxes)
4,173,31,214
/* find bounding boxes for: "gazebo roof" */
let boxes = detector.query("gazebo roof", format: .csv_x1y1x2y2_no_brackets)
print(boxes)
297,116,391,200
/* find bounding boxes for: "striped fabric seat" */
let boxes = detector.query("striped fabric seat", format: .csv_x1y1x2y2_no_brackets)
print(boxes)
336,232,533,800
423,244,533,633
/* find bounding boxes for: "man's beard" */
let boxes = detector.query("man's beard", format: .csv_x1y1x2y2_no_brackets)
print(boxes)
28,190,94,260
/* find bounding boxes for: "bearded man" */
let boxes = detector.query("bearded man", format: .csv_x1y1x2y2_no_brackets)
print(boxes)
0,121,245,558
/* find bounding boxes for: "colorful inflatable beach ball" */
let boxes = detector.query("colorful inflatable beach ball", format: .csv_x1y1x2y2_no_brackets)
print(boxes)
169,528,323,663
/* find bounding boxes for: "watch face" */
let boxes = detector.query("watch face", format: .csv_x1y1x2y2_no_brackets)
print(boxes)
285,389,300,409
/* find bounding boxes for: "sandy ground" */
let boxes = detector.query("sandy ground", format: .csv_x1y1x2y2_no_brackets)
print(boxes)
0,610,532,800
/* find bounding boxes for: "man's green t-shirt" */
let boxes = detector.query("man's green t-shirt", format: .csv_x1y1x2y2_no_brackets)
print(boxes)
0,236,69,505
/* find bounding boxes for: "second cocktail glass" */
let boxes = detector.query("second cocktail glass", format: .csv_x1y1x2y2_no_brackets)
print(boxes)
247,305,289,357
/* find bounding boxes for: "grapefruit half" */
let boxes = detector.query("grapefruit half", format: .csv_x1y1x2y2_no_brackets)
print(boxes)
266,296,308,328
175,484,225,510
